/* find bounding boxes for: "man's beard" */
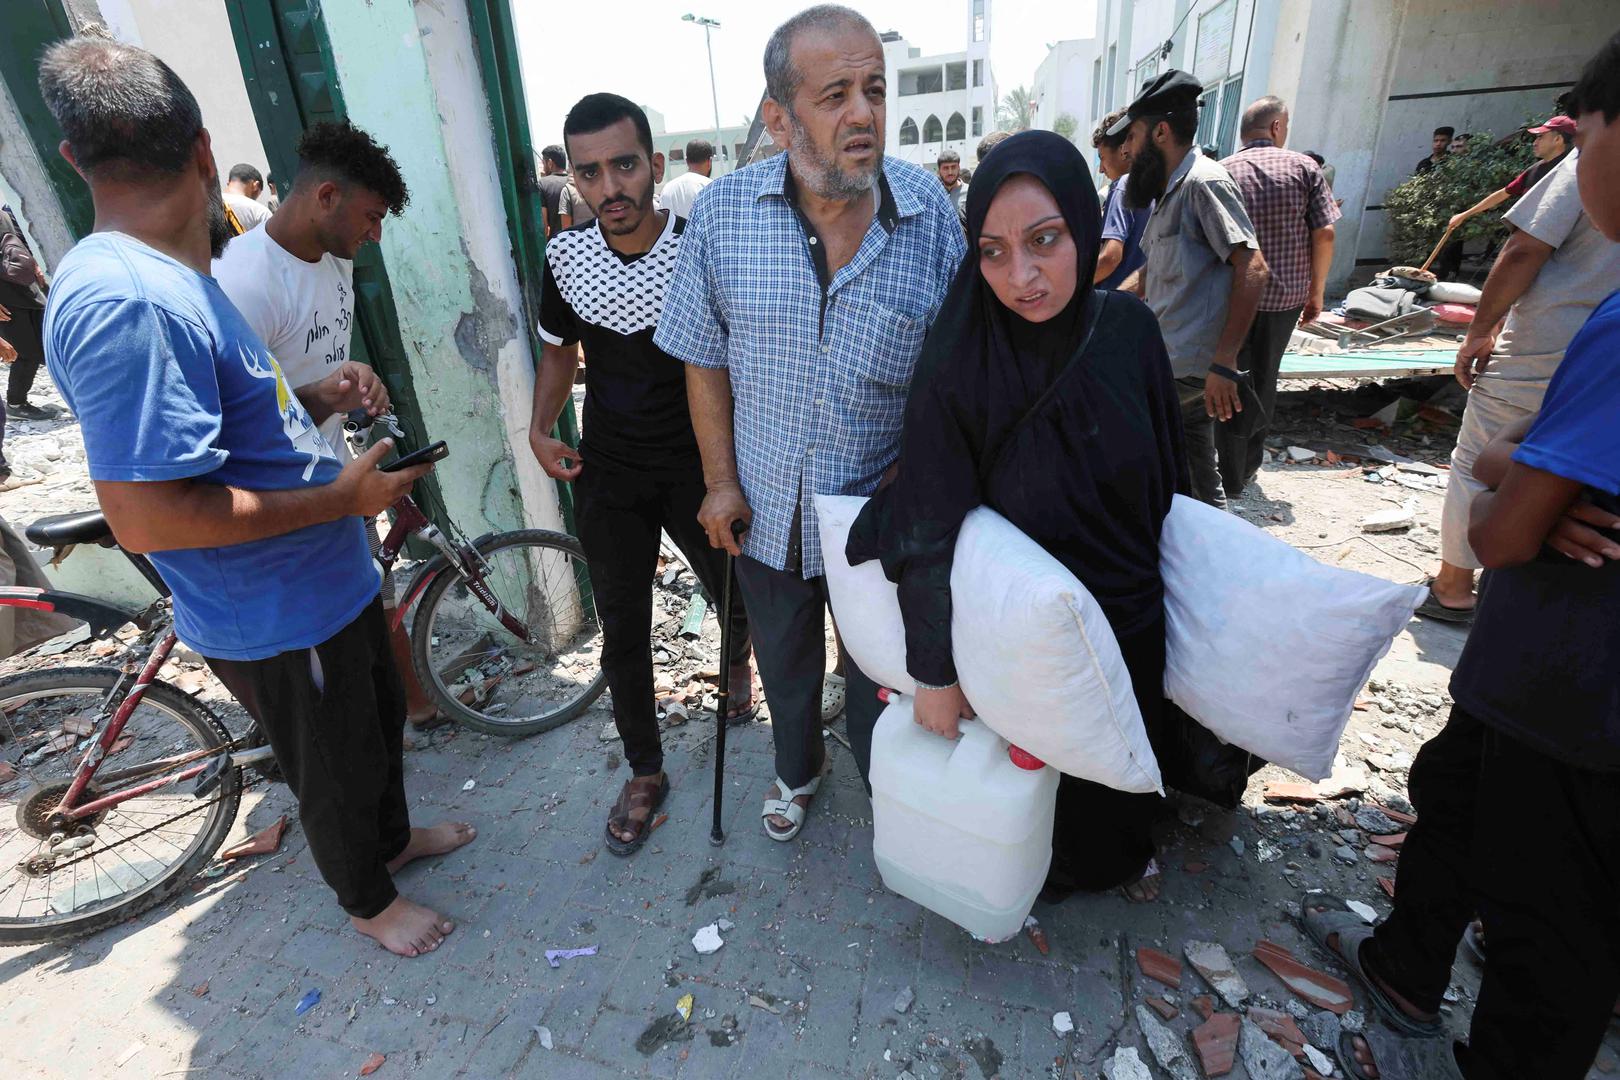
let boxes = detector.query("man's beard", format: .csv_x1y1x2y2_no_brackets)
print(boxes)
597,176,655,236
206,184,233,258
787,112,881,201
1124,140,1167,211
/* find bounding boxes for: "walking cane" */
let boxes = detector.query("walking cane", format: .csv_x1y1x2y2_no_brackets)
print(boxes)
710,519,747,847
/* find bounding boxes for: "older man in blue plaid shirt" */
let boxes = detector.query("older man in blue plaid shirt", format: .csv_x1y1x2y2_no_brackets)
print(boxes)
655,4,964,841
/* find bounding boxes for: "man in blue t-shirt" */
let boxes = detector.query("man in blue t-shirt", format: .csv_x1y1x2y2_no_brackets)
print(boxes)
1091,109,1149,291
39,38,472,959
1303,34,1620,1080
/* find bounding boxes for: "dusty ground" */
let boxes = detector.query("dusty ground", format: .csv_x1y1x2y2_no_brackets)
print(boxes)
1,372,1615,1080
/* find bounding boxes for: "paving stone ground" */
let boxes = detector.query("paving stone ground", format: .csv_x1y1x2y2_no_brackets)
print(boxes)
4,378,1619,1079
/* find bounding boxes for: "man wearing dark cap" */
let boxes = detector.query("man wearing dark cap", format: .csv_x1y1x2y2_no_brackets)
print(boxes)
1114,70,1268,509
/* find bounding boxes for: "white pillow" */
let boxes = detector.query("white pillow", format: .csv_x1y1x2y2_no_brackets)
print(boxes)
1159,495,1425,780
817,494,1163,794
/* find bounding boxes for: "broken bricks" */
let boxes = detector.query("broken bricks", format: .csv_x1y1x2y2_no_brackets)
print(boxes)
1192,1012,1240,1077
1252,940,1354,1015
1136,946,1183,989
220,815,288,861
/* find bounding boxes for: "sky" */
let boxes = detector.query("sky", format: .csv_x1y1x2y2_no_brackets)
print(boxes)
512,0,1099,145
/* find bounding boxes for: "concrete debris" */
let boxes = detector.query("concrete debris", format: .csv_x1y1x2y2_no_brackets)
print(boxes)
1135,1004,1199,1080
1256,839,1283,863
690,924,724,955
1052,1010,1074,1035
1301,1009,1341,1050
1239,1018,1305,1080
1228,836,1246,857
893,985,915,1014
1361,500,1416,533
1303,1042,1336,1075
1285,446,1318,463
1345,900,1378,924
1354,807,1402,834
1333,845,1359,865
1342,1011,1366,1033
1184,941,1250,1008
1103,1046,1153,1080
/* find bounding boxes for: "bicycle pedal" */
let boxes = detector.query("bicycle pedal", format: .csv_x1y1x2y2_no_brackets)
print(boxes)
193,753,228,798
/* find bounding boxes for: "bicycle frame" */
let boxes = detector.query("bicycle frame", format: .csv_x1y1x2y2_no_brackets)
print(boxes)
382,494,532,644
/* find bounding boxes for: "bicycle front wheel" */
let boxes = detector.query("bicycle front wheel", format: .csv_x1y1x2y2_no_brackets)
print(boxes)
0,667,241,945
412,529,606,736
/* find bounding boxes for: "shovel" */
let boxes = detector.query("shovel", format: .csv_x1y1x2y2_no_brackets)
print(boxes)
710,519,748,847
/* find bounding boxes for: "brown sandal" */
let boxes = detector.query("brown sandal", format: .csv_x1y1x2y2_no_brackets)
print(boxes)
605,773,669,856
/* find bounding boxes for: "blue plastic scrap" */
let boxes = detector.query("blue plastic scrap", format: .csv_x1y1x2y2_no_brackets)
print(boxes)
295,988,322,1016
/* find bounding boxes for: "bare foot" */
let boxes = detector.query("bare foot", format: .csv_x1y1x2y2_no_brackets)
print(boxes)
351,896,456,958
386,822,477,874
726,661,756,722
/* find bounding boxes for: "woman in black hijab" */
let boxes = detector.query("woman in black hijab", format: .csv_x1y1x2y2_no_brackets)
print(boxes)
849,130,1190,902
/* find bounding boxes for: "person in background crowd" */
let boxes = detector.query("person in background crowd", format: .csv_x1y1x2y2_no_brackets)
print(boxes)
1115,70,1268,510
0,205,53,428
656,4,964,841
937,148,967,225
1218,96,1339,498
39,36,471,959
559,169,596,230
976,129,1011,169
264,172,281,213
1415,125,1455,175
1430,132,1477,279
849,131,1189,904
1419,139,1620,622
222,162,271,232
959,166,974,184
1446,115,1576,235
528,94,753,855
1310,35,1620,1080
212,121,441,731
660,138,714,221
1091,107,1148,289
537,144,569,237
1304,150,1336,190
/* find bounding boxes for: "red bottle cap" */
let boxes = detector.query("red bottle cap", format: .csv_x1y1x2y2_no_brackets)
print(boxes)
877,687,894,703
1007,745,1046,771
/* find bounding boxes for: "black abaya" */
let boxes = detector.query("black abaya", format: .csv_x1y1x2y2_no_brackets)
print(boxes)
848,130,1191,893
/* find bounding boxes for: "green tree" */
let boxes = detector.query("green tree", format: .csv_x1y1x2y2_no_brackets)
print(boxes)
996,85,1033,133
1052,113,1080,143
1384,130,1534,265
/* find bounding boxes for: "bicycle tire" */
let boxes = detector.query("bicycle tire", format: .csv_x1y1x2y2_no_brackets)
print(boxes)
0,666,241,945
411,529,606,737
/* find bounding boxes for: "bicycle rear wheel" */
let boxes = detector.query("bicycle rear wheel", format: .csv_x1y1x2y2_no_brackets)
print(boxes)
411,529,606,736
0,667,241,944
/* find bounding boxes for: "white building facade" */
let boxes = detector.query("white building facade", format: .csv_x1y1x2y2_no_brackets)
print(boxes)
1083,0,1612,290
882,0,998,167
1031,38,1100,140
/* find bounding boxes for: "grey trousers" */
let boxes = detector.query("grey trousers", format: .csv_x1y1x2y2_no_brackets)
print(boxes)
1175,376,1227,510
733,555,882,791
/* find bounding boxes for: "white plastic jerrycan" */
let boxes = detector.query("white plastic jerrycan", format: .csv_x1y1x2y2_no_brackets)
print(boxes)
870,694,1059,942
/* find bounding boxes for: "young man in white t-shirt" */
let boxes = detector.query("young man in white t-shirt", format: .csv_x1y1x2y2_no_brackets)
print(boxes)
658,138,713,220
214,122,439,727
222,163,271,232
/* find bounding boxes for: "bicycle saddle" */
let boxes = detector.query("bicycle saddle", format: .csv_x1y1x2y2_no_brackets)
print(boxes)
26,510,114,548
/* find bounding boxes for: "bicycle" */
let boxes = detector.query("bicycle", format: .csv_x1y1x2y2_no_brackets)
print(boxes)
0,418,603,943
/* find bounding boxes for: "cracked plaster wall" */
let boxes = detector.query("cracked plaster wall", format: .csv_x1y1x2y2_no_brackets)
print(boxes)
320,0,560,538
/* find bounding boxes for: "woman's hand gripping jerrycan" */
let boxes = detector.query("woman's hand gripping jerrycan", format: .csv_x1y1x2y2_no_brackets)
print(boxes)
869,694,1058,942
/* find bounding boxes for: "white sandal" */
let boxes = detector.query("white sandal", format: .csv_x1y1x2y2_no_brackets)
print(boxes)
820,674,846,722
762,774,822,842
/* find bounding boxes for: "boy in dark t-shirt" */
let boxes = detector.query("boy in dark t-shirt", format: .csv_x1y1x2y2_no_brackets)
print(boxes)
528,94,752,856
1303,35,1620,1080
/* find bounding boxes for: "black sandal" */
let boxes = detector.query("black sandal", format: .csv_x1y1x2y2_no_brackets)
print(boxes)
1414,581,1475,625
604,773,669,856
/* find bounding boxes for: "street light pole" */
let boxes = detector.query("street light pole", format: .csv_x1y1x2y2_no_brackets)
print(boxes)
683,13,724,171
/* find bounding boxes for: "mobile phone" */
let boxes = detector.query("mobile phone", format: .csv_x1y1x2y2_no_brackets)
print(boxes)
378,440,449,473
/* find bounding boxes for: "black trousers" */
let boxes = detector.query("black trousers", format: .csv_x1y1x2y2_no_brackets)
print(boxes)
0,306,44,406
205,599,410,919
1174,376,1226,510
1367,705,1620,1080
1046,612,1167,895
733,554,882,789
573,461,750,777
1216,305,1302,497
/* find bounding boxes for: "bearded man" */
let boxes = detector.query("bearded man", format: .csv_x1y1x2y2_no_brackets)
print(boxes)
1114,71,1268,510
655,4,964,840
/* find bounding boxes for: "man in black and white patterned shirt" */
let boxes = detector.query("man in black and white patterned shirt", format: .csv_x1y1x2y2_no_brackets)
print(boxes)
529,93,752,856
